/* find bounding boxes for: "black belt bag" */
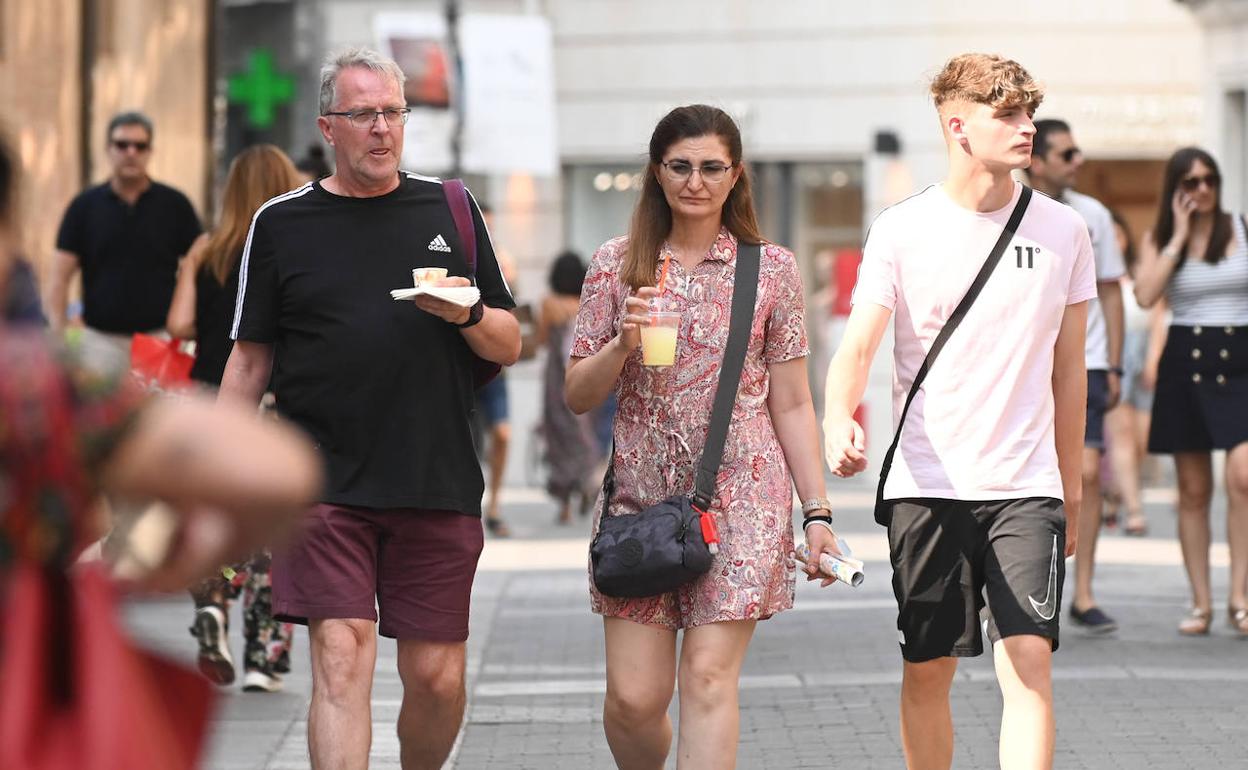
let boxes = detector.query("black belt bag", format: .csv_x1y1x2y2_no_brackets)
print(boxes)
591,243,761,598
874,187,1032,525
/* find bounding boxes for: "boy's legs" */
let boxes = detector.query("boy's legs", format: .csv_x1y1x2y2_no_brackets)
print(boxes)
983,497,1066,770
887,500,985,770
994,635,1054,770
900,657,958,770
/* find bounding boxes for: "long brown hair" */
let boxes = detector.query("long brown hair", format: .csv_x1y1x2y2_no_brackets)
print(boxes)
621,105,764,290
1152,146,1232,267
203,144,303,284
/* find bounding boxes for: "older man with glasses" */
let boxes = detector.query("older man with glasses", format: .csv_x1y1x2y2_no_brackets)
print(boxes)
220,46,519,770
48,111,202,350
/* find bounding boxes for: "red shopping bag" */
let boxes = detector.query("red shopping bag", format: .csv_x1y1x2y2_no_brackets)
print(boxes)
0,561,216,770
130,334,194,389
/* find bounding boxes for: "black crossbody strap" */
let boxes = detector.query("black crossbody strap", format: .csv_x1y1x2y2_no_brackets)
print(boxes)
875,186,1033,508
693,243,760,508
601,242,762,515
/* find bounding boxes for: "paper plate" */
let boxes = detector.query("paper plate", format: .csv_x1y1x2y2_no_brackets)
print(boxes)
390,285,481,308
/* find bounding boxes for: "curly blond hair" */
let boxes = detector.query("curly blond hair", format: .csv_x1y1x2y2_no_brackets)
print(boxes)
930,53,1043,114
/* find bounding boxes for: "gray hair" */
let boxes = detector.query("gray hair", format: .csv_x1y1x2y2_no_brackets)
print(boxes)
318,47,406,115
107,111,154,142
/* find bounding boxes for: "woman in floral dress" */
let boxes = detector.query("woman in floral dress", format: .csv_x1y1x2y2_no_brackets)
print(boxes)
566,104,840,769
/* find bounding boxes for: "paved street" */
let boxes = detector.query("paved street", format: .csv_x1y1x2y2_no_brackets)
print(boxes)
123,475,1248,770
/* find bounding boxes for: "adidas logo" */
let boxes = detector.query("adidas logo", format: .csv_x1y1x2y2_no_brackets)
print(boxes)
428,234,451,253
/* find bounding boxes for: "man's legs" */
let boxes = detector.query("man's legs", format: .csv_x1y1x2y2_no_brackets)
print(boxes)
900,657,959,770
308,618,378,770
396,639,468,770
485,420,510,530
1071,446,1105,613
1071,371,1116,631
993,635,1054,770
1105,403,1148,533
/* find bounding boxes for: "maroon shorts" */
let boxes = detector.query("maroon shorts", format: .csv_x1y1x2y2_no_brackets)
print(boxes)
271,504,484,641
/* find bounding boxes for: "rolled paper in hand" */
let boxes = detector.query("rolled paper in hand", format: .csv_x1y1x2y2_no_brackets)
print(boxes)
795,543,865,587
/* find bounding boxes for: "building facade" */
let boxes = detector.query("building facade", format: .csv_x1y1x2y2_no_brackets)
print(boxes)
1178,0,1248,214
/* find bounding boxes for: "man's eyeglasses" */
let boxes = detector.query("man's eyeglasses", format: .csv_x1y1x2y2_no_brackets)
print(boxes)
660,160,734,184
1180,173,1220,192
323,108,411,130
111,139,150,152
1058,147,1081,163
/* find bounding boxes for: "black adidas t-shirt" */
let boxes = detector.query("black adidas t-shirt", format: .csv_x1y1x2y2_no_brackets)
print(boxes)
231,173,515,514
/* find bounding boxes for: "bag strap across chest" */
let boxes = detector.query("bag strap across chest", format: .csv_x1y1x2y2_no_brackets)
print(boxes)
443,178,477,282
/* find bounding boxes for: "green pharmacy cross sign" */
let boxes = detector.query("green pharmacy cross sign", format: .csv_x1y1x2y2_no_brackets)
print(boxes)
228,49,295,130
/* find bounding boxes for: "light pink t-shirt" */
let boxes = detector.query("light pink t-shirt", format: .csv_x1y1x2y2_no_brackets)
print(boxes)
853,182,1097,501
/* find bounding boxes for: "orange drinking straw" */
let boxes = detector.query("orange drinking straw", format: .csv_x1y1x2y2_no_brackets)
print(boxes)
657,250,672,297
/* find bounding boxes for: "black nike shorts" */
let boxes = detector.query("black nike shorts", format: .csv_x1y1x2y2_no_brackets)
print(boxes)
882,497,1066,663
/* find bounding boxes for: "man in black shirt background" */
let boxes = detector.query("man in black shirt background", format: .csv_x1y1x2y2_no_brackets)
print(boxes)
221,47,519,770
48,111,201,348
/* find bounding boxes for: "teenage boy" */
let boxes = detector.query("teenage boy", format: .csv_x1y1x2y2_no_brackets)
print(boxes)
819,53,1095,770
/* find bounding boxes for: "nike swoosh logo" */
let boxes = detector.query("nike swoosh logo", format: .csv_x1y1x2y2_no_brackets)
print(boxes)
1028,535,1059,621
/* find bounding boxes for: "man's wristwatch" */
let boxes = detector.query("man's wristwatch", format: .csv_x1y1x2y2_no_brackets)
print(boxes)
1108,366,1124,377
454,300,485,329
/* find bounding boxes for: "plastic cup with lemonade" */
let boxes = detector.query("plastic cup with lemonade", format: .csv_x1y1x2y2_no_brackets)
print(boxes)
640,310,680,366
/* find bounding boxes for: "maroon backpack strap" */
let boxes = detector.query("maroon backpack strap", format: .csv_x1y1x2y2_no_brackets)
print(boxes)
442,178,477,279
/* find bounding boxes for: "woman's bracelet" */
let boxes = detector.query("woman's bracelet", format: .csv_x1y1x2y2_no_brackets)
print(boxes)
801,496,833,515
801,515,836,538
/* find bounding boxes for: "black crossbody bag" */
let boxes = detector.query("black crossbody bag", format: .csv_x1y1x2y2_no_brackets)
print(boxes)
591,243,761,598
873,187,1033,525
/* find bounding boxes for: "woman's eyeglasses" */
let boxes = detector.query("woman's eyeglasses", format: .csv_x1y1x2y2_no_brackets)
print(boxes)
1180,173,1220,192
660,160,734,184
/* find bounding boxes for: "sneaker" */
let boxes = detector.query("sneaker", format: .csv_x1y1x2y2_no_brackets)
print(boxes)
242,668,283,693
1069,604,1118,634
190,606,235,685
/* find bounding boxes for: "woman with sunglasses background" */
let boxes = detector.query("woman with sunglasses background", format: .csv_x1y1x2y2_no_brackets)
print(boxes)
1135,147,1248,637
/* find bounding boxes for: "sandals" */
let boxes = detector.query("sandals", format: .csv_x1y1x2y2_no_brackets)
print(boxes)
485,517,511,538
1122,515,1149,537
1178,607,1213,636
1230,606,1248,636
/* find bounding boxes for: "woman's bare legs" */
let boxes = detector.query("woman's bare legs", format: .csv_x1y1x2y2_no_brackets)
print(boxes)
603,617,677,770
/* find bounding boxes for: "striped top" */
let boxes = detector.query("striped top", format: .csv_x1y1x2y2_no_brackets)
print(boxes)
1167,214,1248,326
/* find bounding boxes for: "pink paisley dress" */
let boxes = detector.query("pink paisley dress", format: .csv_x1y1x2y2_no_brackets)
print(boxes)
572,227,808,629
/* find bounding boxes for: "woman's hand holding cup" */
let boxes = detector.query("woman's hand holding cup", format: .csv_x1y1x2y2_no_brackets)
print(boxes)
619,286,660,352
